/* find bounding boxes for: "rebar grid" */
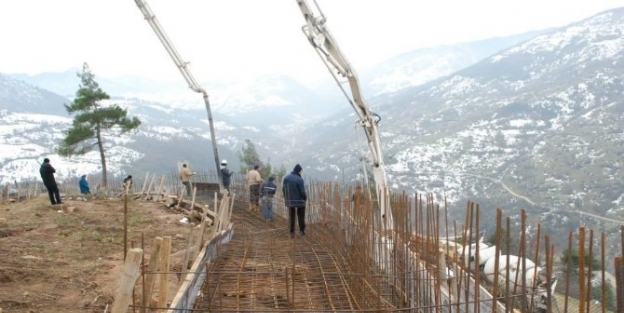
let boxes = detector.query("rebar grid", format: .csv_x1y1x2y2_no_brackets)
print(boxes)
199,206,365,311
7,170,623,312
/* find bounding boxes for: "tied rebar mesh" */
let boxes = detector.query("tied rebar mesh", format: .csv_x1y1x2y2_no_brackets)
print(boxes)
5,171,622,312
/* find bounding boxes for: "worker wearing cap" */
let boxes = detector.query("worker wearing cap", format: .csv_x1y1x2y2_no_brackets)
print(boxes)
220,159,233,194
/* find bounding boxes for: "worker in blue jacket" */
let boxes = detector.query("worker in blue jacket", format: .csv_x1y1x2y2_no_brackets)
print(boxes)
79,175,90,195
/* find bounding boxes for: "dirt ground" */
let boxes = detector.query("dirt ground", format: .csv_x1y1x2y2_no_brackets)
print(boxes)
0,193,203,313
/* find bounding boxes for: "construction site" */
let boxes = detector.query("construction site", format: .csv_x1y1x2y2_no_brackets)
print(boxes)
1,0,623,312
1,171,623,313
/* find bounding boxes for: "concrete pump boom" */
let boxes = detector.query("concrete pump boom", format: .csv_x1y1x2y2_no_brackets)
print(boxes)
133,0,223,189
295,0,393,227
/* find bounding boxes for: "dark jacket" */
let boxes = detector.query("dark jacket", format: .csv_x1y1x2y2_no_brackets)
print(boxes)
282,172,306,207
221,167,233,188
79,177,90,194
260,178,277,197
39,162,57,186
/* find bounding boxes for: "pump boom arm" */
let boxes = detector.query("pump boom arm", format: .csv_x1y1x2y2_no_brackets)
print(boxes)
134,0,223,187
295,0,393,226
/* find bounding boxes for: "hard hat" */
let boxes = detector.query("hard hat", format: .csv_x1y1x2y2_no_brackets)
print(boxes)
221,159,227,165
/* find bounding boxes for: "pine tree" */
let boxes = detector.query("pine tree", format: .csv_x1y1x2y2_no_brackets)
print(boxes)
237,139,280,178
237,139,263,172
58,63,141,187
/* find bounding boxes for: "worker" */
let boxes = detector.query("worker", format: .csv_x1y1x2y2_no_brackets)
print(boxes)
79,174,90,195
282,164,307,237
220,159,233,194
123,175,133,194
178,163,196,197
260,176,277,222
246,164,263,211
39,158,61,205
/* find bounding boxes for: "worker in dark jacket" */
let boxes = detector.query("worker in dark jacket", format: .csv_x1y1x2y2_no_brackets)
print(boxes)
260,176,277,222
39,158,61,205
282,164,307,237
220,159,233,193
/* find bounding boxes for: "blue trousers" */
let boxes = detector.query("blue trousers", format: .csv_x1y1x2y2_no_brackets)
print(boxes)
261,196,274,221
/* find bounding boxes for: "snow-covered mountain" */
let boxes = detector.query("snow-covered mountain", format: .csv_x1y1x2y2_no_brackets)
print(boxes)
0,73,294,184
360,30,549,96
12,71,327,121
7,6,622,211
297,7,624,221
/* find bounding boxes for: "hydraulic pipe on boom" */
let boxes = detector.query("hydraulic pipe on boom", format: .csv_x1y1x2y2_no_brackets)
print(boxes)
133,0,223,189
295,0,393,228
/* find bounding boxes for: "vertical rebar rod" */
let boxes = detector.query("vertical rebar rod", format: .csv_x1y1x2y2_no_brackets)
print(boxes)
564,231,572,313
505,217,511,313
578,227,586,313
492,208,502,313
586,229,594,313
141,233,146,313
600,232,606,313
474,203,480,313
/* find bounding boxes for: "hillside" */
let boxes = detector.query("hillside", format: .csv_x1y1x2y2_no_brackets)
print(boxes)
299,8,624,214
0,195,197,313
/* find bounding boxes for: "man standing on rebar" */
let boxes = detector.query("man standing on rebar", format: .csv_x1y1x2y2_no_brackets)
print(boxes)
179,163,196,196
39,158,61,205
246,164,263,211
282,164,307,237
260,176,277,222
220,159,233,194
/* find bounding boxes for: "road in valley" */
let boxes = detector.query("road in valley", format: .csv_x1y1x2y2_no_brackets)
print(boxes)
457,172,624,224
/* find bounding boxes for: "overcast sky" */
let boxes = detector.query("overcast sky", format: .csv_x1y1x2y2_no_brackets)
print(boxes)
1,0,622,86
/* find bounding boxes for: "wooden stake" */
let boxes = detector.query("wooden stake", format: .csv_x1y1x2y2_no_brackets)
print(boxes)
143,237,163,310
144,174,156,201
124,188,129,261
158,236,172,312
155,175,165,201
111,248,143,313
139,172,149,199
181,224,194,288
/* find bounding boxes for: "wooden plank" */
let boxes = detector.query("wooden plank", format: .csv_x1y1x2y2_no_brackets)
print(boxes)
139,172,149,199
156,175,166,201
181,224,194,288
143,237,163,308
158,236,172,312
615,257,624,313
144,174,156,201
111,248,143,313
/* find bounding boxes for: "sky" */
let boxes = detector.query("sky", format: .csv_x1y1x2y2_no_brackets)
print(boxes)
1,0,623,86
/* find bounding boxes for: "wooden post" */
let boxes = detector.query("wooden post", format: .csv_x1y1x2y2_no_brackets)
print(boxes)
27,183,32,200
16,182,21,201
111,248,143,313
156,175,165,201
143,237,163,310
198,209,208,251
124,181,130,260
615,256,624,313
144,174,156,201
158,236,172,312
139,172,149,199
181,224,194,287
